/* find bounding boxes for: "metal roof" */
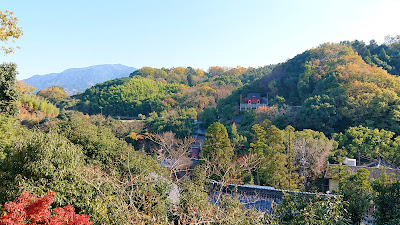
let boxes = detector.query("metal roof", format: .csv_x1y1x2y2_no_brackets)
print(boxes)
246,93,261,99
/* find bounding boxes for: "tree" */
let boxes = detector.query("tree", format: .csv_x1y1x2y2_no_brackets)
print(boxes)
298,94,339,134
0,63,20,116
0,114,20,161
230,123,247,153
372,175,400,225
37,86,70,105
339,168,373,224
250,122,294,189
284,125,301,190
146,131,195,180
272,194,349,225
293,129,336,189
199,108,218,129
16,80,35,96
270,95,286,107
333,125,398,165
202,122,234,166
0,10,23,55
0,191,92,225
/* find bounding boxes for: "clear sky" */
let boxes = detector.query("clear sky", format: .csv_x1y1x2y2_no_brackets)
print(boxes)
2,0,400,80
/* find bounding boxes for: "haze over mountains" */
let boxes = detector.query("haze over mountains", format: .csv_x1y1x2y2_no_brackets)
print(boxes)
23,64,137,94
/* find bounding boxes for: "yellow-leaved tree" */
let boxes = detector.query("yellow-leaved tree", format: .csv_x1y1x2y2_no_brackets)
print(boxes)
1,10,23,55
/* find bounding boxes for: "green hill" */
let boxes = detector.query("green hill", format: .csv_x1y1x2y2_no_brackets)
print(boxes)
220,43,400,135
73,66,274,117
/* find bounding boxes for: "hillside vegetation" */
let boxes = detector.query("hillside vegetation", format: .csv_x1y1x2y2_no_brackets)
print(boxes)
3,35,400,224
74,65,275,117
220,43,400,135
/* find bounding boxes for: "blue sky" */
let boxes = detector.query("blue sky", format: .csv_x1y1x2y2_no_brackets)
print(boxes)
2,0,400,79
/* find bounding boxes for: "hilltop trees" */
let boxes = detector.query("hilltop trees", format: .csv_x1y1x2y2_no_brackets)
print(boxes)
219,42,400,136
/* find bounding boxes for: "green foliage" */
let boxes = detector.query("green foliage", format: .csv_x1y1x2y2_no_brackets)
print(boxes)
55,111,131,168
250,123,293,189
372,174,400,225
199,107,218,129
0,114,20,161
0,128,87,209
0,110,172,224
230,123,247,153
269,95,285,106
75,76,182,116
37,86,77,109
0,63,20,116
298,94,339,134
339,168,373,224
345,36,400,75
20,94,60,116
219,42,400,136
272,194,349,225
202,122,234,166
333,125,400,165
145,107,196,138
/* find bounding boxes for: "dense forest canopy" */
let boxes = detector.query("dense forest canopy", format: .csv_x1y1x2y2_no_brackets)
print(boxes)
218,41,400,137
73,65,275,117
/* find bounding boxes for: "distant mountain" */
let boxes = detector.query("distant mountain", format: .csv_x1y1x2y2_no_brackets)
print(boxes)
23,64,137,94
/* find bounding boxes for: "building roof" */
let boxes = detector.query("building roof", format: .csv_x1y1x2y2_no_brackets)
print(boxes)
232,116,242,124
210,180,334,198
365,160,394,168
246,93,261,99
325,164,400,180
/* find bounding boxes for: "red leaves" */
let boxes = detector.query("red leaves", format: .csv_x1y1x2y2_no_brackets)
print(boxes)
49,205,92,225
0,191,92,225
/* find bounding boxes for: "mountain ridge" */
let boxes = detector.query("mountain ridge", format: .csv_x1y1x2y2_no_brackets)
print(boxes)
23,64,137,94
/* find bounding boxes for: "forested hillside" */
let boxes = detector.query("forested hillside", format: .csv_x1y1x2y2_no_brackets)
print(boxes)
74,65,275,117
2,25,400,223
219,43,400,136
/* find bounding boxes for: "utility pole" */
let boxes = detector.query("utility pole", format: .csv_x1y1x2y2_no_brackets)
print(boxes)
99,106,103,115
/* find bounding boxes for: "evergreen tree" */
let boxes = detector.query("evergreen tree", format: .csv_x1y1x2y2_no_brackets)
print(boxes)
379,48,390,62
372,175,400,225
0,63,20,116
202,122,234,165
230,123,247,153
250,122,293,189
339,169,373,224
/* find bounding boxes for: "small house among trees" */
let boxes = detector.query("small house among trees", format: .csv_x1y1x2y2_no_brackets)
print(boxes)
246,93,261,104
240,93,268,111
325,158,400,192
231,116,242,127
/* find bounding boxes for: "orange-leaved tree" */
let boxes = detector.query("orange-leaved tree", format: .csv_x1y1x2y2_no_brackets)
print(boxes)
0,191,92,225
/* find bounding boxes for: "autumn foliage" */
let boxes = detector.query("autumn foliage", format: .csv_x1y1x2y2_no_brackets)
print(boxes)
0,191,92,225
